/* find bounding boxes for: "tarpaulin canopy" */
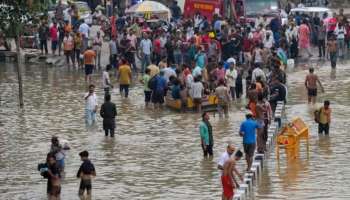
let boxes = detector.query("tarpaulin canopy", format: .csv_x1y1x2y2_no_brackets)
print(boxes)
125,1,171,21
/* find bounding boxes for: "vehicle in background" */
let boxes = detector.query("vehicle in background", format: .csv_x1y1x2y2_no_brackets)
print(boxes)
244,0,281,23
299,0,329,7
183,0,245,22
289,7,332,20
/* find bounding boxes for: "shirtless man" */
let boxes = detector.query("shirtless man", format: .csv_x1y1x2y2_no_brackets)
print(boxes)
327,34,337,69
220,151,243,200
305,67,324,104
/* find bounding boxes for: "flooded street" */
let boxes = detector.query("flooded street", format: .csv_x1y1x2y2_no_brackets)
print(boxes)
0,60,350,199
256,61,350,200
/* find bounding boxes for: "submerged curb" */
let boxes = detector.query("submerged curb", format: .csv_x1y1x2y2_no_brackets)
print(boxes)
234,101,284,200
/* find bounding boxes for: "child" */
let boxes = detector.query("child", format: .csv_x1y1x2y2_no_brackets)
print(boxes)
50,136,70,172
77,151,96,200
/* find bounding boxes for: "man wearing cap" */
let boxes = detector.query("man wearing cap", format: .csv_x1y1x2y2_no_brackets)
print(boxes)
239,112,261,172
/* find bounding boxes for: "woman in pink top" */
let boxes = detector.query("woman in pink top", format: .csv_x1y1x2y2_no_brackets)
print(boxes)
298,20,312,57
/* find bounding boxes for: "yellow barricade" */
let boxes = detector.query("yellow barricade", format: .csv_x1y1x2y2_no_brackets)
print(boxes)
276,117,309,159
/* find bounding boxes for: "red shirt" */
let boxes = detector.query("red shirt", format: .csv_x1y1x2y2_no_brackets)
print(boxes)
201,34,210,50
252,31,262,44
346,25,350,39
328,17,337,32
153,39,161,54
243,37,252,52
50,26,58,41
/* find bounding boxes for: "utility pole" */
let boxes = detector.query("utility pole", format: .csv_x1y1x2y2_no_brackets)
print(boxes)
15,35,24,108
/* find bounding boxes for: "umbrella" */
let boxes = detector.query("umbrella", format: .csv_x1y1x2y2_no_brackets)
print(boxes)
125,0,171,20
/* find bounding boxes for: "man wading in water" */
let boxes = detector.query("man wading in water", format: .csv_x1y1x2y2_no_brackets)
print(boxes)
84,85,98,126
316,100,332,135
305,67,324,104
199,112,214,158
100,94,117,137
220,151,243,200
239,112,261,172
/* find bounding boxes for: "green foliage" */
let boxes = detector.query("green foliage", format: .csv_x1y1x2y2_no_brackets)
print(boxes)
0,0,47,38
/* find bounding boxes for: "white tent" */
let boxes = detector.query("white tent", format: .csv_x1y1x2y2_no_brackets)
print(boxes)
125,1,171,21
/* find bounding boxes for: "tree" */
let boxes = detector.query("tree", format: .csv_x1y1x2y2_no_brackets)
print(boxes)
0,0,42,108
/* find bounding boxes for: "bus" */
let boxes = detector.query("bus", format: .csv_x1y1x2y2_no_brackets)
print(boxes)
183,0,245,22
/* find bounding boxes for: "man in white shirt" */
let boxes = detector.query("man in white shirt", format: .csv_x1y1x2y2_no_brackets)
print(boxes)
225,62,238,100
252,65,266,83
190,76,204,113
217,145,244,194
163,66,176,84
102,64,113,97
335,23,346,58
192,65,202,78
84,84,98,126
140,34,152,73
217,144,236,172
263,31,274,49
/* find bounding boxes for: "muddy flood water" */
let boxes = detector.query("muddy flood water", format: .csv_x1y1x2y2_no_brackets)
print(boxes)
0,60,349,200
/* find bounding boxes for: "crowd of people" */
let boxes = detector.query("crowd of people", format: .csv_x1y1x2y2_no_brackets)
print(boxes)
35,0,338,199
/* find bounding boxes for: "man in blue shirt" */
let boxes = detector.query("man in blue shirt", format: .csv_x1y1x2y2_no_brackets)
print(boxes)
151,71,167,109
239,112,261,171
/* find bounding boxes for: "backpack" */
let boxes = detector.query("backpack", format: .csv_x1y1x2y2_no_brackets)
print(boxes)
148,75,158,90
314,108,322,123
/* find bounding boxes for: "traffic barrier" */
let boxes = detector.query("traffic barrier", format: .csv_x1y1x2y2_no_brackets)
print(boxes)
251,166,258,179
246,172,256,185
235,189,246,200
243,177,253,193
233,192,242,200
255,154,264,167
234,102,285,199
276,117,309,160
252,161,262,178
239,184,249,199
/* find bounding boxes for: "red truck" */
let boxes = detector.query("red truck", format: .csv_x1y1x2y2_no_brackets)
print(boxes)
183,0,245,22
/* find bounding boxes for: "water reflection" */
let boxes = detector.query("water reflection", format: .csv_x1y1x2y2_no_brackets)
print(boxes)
256,62,350,199
330,68,336,80
277,156,309,189
1,61,350,199
316,135,332,155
